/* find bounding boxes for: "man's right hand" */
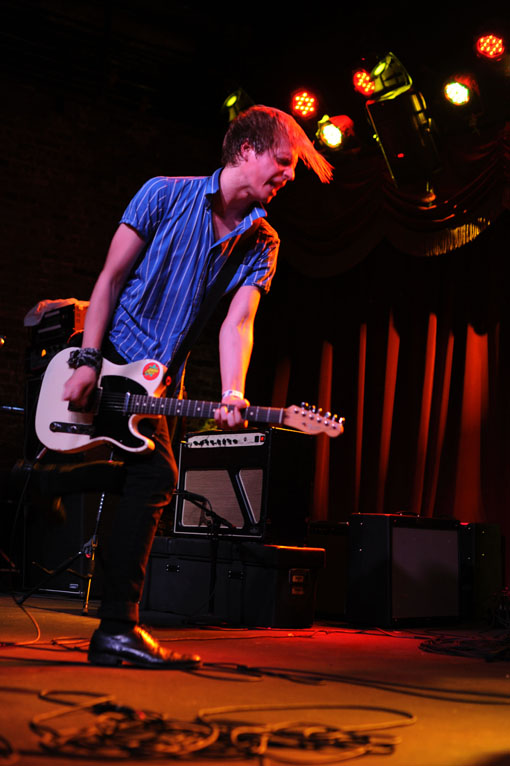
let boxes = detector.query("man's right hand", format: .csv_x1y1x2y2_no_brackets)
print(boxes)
62,366,98,409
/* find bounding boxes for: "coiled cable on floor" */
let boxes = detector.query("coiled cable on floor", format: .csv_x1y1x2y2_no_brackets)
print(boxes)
27,691,415,762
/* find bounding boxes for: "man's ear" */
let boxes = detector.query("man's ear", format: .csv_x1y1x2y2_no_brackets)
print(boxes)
239,140,254,160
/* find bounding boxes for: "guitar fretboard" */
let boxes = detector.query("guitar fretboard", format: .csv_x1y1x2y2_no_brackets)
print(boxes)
111,392,285,425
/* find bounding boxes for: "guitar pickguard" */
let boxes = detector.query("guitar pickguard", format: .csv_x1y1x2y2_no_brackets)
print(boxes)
94,375,153,449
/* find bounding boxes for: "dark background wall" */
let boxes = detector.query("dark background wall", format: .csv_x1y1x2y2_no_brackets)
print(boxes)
1,2,223,474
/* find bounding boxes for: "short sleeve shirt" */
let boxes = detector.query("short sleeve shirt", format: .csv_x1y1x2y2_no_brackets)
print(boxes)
108,169,279,366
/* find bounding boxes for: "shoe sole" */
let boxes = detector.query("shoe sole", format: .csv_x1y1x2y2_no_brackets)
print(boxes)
88,651,124,666
88,651,200,669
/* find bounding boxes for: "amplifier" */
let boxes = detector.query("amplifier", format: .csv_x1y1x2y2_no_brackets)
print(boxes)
25,302,88,456
26,302,88,375
173,427,314,544
347,513,461,627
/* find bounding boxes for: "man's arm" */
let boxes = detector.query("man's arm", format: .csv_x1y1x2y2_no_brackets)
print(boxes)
215,284,261,428
62,223,146,407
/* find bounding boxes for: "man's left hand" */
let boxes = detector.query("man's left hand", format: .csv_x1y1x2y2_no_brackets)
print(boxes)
214,394,249,429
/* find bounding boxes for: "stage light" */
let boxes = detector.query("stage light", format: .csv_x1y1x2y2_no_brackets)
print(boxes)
221,88,254,121
353,69,375,96
476,34,505,60
291,89,318,120
443,74,479,107
316,115,355,150
370,52,412,101
444,81,471,106
316,115,342,148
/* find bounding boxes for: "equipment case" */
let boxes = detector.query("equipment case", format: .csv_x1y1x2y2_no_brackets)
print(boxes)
140,536,325,628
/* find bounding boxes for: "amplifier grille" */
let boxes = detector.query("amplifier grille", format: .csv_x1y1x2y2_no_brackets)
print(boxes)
181,468,264,530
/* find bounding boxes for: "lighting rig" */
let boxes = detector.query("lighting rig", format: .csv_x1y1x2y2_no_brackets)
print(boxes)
220,22,509,190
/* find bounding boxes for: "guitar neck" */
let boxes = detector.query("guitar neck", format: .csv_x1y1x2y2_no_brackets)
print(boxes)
124,393,285,426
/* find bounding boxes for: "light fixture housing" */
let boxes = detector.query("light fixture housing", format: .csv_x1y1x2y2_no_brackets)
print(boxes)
221,88,254,122
370,52,413,101
365,88,441,186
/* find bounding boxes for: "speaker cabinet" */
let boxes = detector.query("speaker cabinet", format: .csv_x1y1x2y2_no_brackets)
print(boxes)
174,427,314,544
347,514,461,626
459,522,503,620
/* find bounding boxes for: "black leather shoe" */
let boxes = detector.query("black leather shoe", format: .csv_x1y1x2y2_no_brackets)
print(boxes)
88,625,201,668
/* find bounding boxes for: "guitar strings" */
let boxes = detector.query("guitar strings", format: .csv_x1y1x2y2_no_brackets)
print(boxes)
92,393,280,418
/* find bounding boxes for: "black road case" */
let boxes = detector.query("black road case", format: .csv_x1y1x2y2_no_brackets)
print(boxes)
141,536,325,628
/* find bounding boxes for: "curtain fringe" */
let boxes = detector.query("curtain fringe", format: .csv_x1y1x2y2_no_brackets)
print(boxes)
390,217,493,257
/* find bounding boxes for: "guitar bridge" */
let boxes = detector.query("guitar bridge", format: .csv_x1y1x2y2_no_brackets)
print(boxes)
50,422,95,435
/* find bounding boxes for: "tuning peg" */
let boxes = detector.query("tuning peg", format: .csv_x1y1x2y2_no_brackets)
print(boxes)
300,402,309,410
325,412,331,419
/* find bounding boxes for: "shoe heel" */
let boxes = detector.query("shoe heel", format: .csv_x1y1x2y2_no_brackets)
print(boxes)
88,651,123,667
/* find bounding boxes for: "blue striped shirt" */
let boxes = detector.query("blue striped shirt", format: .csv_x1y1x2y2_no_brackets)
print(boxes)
108,169,279,371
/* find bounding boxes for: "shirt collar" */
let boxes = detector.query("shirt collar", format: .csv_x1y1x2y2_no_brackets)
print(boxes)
205,168,267,227
205,168,222,197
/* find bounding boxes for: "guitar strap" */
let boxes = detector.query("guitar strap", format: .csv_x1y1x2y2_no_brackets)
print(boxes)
166,220,261,385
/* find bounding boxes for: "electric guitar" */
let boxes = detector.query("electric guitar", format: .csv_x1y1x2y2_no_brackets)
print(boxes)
35,347,344,454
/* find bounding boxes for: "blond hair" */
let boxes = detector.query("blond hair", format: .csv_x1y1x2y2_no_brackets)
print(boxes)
222,105,333,183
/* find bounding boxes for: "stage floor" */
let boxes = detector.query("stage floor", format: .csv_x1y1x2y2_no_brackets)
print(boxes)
1,592,510,765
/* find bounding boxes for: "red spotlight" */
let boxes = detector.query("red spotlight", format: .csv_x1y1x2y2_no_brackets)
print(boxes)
475,34,505,60
353,69,375,97
291,89,318,119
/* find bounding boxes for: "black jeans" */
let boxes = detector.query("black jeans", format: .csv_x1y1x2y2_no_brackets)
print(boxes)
97,342,178,623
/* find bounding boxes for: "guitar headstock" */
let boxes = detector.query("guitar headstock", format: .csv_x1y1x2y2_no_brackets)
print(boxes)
283,403,345,437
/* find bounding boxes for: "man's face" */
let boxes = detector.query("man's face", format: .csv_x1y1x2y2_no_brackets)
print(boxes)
241,141,298,204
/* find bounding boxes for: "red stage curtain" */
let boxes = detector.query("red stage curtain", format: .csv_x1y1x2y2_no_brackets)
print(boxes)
256,187,510,578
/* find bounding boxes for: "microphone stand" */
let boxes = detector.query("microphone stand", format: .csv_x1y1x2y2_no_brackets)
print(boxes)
174,490,235,617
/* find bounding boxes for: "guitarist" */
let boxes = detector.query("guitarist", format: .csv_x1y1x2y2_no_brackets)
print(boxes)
62,105,333,668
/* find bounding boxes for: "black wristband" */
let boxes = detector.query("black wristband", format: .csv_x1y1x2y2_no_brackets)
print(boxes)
68,347,102,376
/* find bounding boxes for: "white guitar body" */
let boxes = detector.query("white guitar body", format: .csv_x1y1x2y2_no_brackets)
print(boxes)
36,351,168,453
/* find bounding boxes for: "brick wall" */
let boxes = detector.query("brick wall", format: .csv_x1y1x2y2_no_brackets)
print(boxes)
0,77,220,474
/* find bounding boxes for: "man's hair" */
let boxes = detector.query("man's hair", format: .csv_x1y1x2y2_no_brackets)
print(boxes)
222,105,333,183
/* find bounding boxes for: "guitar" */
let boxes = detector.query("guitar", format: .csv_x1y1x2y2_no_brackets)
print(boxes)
35,347,344,454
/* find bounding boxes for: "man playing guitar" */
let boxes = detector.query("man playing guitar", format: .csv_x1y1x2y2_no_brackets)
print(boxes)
62,105,333,668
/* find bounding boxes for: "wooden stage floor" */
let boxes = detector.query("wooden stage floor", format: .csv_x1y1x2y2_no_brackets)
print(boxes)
1,592,510,765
